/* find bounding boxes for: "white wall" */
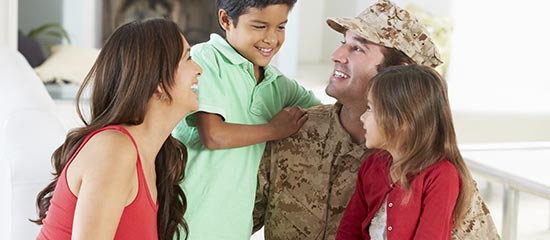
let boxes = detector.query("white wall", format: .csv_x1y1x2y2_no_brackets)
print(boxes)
297,0,326,64
18,0,62,35
446,0,550,113
0,0,18,49
62,0,102,48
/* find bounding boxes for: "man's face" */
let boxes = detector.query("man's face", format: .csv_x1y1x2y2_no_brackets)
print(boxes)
325,30,385,104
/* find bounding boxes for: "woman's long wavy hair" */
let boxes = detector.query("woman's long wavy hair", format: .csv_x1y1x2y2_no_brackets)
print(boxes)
367,65,474,225
32,18,188,240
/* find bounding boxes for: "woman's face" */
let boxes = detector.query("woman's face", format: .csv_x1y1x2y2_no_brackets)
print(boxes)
171,35,202,114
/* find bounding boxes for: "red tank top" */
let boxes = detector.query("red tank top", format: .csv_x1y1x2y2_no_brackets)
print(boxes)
37,125,158,240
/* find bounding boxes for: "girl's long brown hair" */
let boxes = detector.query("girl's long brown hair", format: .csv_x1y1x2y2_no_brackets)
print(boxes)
32,18,188,240
367,65,474,225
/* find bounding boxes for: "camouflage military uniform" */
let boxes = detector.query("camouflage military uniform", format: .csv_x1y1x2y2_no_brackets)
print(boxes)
452,183,501,240
253,103,374,240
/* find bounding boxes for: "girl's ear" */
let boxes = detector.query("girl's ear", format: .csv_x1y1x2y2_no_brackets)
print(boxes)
218,9,232,31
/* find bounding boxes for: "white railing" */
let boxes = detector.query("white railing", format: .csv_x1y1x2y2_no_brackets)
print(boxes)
460,142,550,240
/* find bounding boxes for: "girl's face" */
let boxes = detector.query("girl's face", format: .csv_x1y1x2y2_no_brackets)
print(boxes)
171,35,202,114
360,94,384,149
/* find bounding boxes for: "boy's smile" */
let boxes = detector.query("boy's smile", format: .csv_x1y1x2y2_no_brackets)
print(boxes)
220,4,289,74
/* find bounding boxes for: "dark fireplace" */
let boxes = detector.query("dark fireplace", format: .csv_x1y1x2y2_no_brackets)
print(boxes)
102,0,223,46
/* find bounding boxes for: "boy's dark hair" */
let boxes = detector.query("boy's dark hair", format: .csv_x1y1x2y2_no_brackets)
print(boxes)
217,0,297,27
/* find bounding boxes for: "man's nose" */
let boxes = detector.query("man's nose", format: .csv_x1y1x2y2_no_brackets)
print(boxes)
331,45,348,63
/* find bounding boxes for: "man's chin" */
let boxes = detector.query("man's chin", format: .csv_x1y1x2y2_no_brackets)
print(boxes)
325,86,336,98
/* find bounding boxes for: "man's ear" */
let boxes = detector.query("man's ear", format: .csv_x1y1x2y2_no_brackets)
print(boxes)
218,9,232,31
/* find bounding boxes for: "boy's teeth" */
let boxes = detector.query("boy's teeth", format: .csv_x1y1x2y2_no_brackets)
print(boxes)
258,47,273,53
191,83,198,93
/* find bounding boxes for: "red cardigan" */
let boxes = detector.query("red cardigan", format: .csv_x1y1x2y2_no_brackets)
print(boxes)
336,151,460,240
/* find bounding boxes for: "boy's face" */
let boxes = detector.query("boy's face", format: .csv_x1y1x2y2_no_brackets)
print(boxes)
221,4,289,68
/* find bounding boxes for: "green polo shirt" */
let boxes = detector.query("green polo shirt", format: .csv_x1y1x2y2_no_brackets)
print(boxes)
172,34,320,240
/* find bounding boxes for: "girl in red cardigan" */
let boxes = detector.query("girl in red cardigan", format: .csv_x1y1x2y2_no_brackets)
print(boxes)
337,65,474,240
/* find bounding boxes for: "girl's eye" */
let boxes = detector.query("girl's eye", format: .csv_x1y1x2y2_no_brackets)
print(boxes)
340,40,346,45
366,105,373,112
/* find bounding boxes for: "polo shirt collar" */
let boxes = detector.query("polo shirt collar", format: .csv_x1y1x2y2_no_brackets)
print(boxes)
208,33,283,81
209,33,248,65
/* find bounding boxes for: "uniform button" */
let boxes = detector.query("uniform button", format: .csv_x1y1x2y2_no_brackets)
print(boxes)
388,202,393,208
387,226,393,231
390,183,395,188
243,65,249,71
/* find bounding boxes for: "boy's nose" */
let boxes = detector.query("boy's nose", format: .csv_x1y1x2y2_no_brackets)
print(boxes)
262,32,277,45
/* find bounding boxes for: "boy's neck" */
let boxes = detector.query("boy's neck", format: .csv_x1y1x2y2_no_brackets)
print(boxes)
254,65,265,84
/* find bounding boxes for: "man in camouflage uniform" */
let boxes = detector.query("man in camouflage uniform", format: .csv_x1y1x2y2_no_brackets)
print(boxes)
253,1,500,240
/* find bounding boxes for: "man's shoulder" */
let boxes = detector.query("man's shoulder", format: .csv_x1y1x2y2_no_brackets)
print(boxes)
306,104,335,119
265,105,335,153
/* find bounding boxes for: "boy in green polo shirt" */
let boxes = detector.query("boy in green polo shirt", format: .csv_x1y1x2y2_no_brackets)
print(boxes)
172,0,320,239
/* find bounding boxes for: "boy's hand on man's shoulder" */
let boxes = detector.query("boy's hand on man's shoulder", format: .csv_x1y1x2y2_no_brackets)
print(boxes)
268,107,308,140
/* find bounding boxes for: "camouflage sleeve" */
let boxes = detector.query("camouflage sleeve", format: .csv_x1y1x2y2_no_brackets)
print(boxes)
451,181,501,240
252,141,273,233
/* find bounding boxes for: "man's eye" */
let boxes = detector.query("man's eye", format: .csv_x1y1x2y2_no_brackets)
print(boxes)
253,25,266,29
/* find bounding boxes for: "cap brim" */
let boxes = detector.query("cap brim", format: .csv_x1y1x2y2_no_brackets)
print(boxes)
326,17,355,34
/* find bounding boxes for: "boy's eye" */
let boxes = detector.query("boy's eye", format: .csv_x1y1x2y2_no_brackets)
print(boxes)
277,25,286,30
252,25,266,29
340,40,346,45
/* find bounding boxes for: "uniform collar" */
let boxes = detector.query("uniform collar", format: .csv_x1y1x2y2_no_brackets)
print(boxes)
331,102,371,161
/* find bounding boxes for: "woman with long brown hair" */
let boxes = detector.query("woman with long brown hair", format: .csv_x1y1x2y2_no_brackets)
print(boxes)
337,64,474,240
33,18,202,240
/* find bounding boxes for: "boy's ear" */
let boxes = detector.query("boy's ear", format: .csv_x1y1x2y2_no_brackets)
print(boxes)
155,85,169,101
218,9,232,31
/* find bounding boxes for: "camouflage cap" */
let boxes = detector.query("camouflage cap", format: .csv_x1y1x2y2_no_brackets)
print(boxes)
326,0,443,67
